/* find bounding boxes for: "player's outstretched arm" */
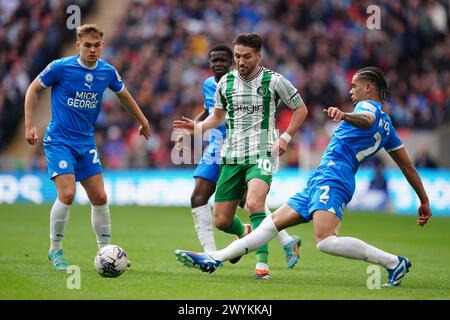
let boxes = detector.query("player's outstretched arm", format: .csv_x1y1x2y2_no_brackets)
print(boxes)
388,147,432,227
116,87,151,140
173,108,226,135
323,107,375,129
24,78,45,145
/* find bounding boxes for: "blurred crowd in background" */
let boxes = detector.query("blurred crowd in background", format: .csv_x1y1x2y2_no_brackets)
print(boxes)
0,0,448,170
0,0,95,150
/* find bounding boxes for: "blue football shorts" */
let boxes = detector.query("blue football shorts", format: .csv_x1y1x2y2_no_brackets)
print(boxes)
287,164,355,222
193,143,222,183
44,142,103,182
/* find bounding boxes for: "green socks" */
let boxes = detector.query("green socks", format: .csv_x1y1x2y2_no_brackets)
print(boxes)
222,212,268,265
223,215,245,237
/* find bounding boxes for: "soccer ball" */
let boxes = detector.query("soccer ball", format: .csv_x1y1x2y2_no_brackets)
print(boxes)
94,244,129,278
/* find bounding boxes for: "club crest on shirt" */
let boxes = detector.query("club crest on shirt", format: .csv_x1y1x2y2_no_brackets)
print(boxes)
257,86,268,97
85,73,94,82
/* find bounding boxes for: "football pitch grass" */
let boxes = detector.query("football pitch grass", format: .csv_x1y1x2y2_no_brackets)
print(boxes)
0,204,449,300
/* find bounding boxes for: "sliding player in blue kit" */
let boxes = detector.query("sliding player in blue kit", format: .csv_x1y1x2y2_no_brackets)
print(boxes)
176,66,432,286
24,24,151,270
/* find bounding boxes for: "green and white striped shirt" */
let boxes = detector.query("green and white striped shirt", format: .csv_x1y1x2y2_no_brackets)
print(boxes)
215,67,304,162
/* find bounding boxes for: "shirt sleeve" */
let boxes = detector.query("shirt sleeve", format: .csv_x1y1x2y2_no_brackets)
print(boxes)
353,101,378,116
384,123,404,152
38,59,62,88
109,66,124,93
275,74,303,109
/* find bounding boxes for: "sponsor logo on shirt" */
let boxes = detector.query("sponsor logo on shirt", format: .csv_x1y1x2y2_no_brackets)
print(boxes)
67,91,99,109
231,104,263,114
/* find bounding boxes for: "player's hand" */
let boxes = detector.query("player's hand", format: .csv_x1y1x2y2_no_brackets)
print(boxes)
417,202,432,227
139,120,151,140
25,126,38,145
323,107,346,122
271,137,288,156
173,117,200,135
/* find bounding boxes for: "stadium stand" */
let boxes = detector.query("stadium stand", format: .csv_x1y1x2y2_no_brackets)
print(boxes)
1,0,449,170
0,0,96,164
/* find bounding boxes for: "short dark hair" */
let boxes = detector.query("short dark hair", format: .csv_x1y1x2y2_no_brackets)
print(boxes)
233,33,262,52
76,24,104,40
208,44,233,59
356,66,391,102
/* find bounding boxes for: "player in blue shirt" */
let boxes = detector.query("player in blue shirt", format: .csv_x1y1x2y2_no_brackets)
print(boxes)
178,45,301,271
24,24,151,271
183,45,231,254
175,66,432,287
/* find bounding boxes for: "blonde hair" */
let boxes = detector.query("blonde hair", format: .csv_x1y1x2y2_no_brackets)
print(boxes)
76,24,104,40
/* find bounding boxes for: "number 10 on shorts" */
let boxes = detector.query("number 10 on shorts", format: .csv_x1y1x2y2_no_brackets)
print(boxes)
257,158,272,175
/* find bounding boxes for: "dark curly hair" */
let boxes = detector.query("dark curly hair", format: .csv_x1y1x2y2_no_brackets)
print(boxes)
356,66,391,102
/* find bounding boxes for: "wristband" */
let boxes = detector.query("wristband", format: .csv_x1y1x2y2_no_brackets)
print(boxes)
280,132,292,144
343,112,347,120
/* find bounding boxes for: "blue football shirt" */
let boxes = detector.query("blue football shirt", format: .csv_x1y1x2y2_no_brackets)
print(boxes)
38,55,124,151
203,76,226,144
320,100,404,172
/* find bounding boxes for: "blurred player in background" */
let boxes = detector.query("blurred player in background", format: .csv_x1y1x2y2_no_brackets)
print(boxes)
175,66,432,286
24,24,151,270
182,44,301,270
174,33,308,279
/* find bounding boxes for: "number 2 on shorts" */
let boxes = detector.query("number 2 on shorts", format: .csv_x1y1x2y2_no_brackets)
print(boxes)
89,148,100,164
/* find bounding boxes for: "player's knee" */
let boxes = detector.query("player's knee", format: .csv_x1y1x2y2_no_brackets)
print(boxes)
191,193,208,208
58,189,75,205
214,216,232,231
316,235,338,253
91,192,108,206
244,198,264,213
